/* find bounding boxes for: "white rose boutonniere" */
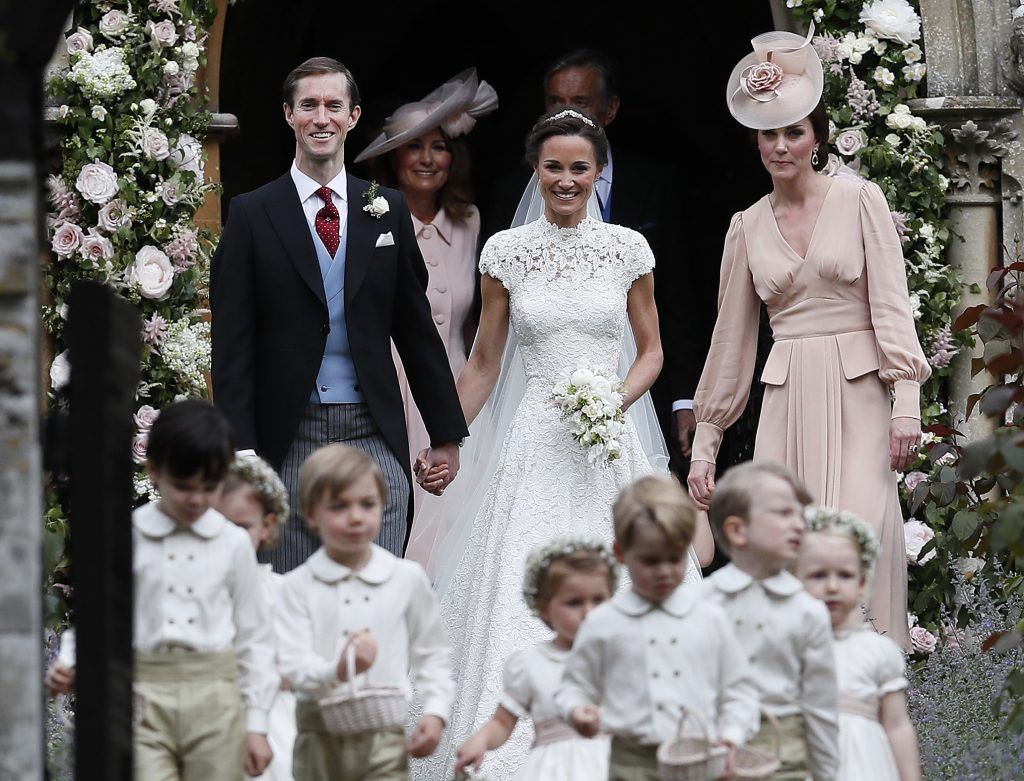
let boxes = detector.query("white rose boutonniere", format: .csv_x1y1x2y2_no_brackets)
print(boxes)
362,181,389,219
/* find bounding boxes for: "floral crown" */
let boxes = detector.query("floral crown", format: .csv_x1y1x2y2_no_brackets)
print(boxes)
803,506,879,576
522,534,619,615
229,455,290,520
545,109,596,128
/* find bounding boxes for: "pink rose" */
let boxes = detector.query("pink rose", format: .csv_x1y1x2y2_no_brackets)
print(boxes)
744,62,785,95
160,179,182,206
98,199,132,232
134,405,160,431
80,228,115,266
132,432,150,465
143,127,170,161
903,471,928,491
147,19,179,49
66,27,94,55
51,221,85,258
75,159,119,205
910,626,937,654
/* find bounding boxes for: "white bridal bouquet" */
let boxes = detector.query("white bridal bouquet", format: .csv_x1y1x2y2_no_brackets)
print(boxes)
551,364,626,467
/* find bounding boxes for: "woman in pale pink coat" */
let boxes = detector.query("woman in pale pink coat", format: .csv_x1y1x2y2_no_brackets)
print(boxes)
688,28,929,648
356,70,497,553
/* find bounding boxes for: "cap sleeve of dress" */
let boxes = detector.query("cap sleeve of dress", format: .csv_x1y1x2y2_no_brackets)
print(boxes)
497,646,532,719
623,230,656,285
873,634,909,695
478,232,511,290
859,181,931,419
691,212,760,464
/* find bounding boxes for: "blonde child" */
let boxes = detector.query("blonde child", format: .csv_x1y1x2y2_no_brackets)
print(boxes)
132,399,277,780
700,461,839,781
455,535,617,779
275,444,452,781
555,475,759,781
219,455,296,781
796,507,921,781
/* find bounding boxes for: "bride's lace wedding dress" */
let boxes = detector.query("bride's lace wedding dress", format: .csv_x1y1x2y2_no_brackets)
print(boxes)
414,215,700,780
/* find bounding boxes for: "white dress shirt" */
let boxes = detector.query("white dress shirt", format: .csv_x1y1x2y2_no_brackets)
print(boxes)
291,161,348,240
132,502,278,733
697,564,839,781
275,544,454,721
555,585,760,746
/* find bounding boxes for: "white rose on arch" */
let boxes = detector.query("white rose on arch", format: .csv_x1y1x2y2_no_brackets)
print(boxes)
75,159,119,204
169,133,204,178
50,350,71,390
904,518,936,564
99,9,131,38
147,19,179,49
128,246,176,300
143,127,171,160
834,128,868,157
859,0,921,45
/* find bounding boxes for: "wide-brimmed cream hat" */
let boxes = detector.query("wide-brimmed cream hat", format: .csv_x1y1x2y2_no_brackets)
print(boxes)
726,23,823,130
354,68,498,163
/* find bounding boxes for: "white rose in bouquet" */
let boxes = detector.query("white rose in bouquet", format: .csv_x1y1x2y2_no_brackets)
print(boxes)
75,159,119,204
128,246,175,300
859,0,921,45
66,27,94,55
51,222,85,258
570,367,595,387
50,350,71,390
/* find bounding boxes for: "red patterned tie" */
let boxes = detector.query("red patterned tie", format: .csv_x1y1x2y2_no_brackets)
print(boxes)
314,186,340,256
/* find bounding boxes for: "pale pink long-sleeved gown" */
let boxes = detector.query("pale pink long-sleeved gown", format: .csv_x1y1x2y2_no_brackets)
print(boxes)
692,177,930,649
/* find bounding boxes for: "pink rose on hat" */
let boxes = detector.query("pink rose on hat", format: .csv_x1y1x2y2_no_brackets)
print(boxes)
744,62,785,96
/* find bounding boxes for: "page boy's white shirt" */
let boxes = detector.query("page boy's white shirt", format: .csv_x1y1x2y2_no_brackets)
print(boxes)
555,584,759,746
132,502,277,733
275,544,454,721
697,564,839,781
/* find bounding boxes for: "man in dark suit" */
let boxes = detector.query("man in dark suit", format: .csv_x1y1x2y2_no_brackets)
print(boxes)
485,49,703,467
211,57,468,570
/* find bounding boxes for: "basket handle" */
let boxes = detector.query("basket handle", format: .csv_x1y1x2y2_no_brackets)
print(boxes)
761,710,783,759
675,704,714,742
344,642,362,697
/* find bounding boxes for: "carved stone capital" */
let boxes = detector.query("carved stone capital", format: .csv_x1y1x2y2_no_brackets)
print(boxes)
944,117,1019,195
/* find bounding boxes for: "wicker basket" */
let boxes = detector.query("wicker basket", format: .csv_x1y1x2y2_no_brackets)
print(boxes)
317,645,408,735
657,707,729,781
733,712,782,780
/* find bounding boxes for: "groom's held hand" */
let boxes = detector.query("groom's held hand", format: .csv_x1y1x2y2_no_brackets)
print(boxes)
416,442,461,495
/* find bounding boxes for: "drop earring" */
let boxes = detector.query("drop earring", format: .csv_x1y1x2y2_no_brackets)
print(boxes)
812,146,820,167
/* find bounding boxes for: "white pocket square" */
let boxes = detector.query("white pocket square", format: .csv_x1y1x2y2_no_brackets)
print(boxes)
375,231,395,248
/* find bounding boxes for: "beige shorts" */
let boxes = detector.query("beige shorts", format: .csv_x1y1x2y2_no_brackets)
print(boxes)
292,700,407,781
748,713,810,781
609,736,659,781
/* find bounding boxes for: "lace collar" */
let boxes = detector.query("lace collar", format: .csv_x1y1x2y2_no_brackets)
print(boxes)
533,214,596,239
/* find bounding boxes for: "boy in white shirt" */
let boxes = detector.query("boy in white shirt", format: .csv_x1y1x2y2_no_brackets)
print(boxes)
133,400,277,780
699,461,839,781
275,444,453,781
556,475,759,781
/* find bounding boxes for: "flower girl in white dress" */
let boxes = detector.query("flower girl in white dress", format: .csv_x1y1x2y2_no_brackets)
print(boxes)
454,535,616,780
796,507,922,781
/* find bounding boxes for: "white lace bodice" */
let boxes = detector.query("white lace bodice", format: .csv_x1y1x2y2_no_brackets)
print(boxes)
480,216,655,385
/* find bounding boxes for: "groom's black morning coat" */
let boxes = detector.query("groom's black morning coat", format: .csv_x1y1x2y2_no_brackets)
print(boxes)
210,172,469,481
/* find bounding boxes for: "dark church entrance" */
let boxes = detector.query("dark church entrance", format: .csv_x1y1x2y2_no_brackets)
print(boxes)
218,1,776,469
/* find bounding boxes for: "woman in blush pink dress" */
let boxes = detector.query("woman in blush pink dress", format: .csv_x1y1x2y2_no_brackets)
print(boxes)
687,27,930,649
355,69,497,547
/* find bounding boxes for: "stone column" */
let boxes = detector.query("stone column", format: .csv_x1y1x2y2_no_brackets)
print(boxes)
912,0,1024,438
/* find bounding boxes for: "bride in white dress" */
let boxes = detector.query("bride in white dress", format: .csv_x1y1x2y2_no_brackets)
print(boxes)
412,108,714,780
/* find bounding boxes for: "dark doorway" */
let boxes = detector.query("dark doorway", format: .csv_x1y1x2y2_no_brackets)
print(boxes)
219,2,775,466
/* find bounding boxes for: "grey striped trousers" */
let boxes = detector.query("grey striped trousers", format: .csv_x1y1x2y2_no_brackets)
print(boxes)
264,403,410,573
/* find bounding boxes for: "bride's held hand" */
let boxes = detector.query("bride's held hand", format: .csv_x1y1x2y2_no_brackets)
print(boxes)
687,460,716,511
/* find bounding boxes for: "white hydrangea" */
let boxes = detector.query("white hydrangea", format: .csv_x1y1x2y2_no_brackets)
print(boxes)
68,46,136,100
159,319,211,394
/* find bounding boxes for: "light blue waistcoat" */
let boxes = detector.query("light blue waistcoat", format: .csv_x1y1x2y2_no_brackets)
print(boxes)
308,219,363,404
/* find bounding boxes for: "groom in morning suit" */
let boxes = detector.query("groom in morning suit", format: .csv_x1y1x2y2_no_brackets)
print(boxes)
211,57,468,571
